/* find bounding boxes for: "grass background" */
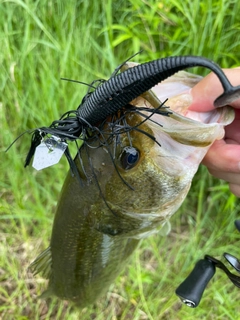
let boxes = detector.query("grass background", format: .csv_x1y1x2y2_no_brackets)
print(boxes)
1,0,240,319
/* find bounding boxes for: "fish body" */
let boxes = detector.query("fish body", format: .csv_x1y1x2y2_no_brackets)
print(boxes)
30,69,234,306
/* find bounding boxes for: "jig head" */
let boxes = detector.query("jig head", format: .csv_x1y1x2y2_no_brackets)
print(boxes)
175,220,240,308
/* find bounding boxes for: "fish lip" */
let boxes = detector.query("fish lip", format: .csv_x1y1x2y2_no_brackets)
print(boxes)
148,76,235,127
136,101,234,148
125,66,235,146
169,104,235,126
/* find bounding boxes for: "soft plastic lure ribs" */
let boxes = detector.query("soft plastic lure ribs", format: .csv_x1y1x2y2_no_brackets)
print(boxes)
24,55,240,170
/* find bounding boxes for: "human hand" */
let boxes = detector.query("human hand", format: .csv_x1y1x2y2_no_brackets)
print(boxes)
189,68,240,197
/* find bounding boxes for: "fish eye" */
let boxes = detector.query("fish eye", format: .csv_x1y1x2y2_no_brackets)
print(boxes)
120,146,140,170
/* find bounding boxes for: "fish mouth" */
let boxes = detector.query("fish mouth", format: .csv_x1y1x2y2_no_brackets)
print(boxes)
155,95,234,147
131,71,235,147
121,64,235,146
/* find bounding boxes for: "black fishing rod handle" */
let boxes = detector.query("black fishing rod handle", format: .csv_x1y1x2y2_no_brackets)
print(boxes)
175,259,216,308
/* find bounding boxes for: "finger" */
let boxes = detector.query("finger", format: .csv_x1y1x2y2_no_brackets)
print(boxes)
189,68,240,112
229,184,240,197
208,170,240,184
202,139,240,172
225,109,240,143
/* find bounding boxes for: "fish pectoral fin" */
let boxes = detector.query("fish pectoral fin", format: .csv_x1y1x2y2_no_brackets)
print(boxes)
28,246,52,279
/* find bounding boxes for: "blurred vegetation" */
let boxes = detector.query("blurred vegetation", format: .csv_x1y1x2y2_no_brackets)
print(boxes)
1,0,240,319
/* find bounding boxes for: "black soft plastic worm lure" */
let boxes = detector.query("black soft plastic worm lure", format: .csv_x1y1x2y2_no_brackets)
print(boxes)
77,55,240,124
23,55,240,169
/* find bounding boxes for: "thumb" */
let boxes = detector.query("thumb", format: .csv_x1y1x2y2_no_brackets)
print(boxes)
189,68,240,112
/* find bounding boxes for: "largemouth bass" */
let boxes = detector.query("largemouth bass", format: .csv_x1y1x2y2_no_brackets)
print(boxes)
29,68,234,307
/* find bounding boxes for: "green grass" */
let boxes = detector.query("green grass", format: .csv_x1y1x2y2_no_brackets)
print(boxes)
1,0,240,319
